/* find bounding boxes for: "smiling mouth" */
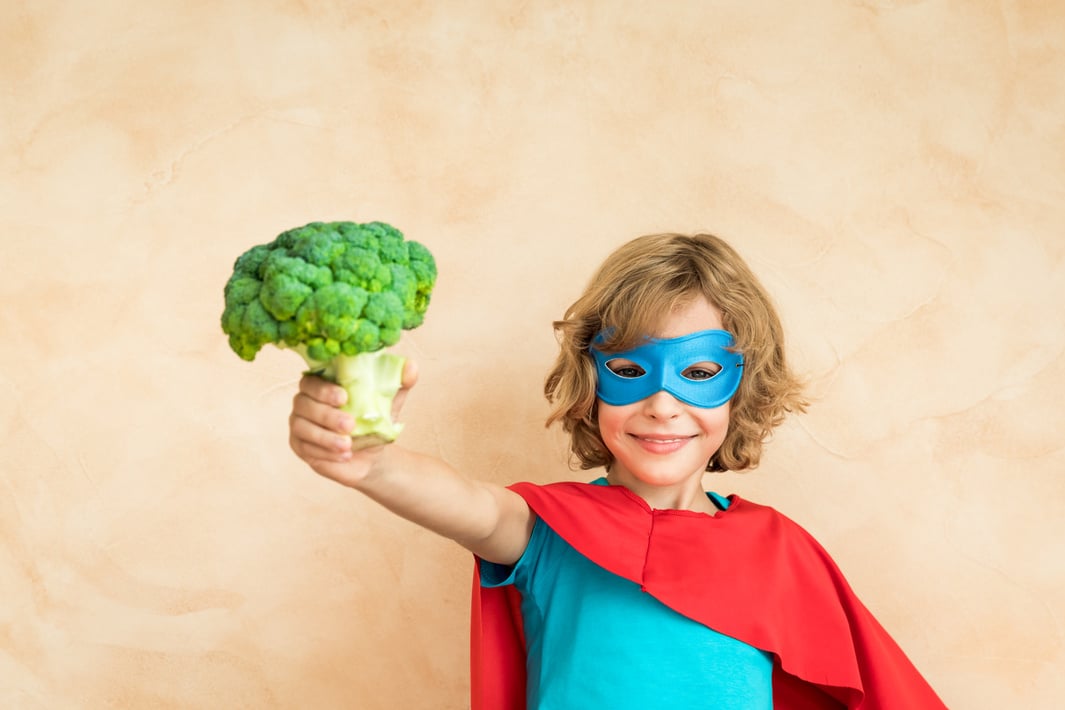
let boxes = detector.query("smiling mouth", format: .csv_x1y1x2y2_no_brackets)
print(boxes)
630,434,696,453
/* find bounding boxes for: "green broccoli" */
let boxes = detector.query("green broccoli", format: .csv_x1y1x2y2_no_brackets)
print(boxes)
221,221,437,447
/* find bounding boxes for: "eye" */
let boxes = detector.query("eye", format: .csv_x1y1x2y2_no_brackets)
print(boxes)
682,362,722,381
605,359,646,379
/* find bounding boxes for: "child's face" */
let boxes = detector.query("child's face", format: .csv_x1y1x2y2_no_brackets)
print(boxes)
597,296,732,491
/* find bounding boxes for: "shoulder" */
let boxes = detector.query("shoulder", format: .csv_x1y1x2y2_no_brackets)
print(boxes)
508,479,635,512
725,495,850,584
728,494,818,534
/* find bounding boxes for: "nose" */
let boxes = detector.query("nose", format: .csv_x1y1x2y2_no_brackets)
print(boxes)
641,389,683,419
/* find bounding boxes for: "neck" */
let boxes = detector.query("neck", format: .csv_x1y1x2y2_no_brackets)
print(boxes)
606,470,717,514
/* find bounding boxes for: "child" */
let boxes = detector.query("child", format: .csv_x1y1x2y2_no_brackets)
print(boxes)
288,233,948,709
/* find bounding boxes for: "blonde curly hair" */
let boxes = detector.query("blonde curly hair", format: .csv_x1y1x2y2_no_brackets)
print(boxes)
544,233,807,473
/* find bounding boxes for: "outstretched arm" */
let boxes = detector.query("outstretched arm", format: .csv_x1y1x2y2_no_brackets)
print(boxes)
289,367,533,565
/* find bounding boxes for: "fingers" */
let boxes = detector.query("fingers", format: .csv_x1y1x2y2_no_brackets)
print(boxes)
299,360,417,405
290,367,411,487
290,408,352,459
291,375,354,465
294,381,353,434
292,358,418,461
299,373,348,408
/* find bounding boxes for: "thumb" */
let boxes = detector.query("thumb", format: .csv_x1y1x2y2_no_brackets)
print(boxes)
391,357,419,419
400,357,419,391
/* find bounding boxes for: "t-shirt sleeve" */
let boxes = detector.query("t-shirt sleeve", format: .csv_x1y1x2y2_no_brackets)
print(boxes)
478,515,546,589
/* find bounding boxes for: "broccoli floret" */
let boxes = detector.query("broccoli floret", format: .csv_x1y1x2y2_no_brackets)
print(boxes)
221,221,437,447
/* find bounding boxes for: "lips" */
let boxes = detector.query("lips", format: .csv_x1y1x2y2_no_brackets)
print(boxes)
630,433,695,455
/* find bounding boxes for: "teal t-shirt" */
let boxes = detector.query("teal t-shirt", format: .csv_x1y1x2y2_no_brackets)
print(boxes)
479,479,774,709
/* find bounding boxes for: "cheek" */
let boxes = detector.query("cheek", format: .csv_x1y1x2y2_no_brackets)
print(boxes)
595,402,627,441
697,403,732,434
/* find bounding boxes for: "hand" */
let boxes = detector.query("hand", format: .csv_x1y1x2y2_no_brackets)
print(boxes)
289,360,418,487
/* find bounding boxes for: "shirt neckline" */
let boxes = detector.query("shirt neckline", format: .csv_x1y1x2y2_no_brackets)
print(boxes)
589,476,733,515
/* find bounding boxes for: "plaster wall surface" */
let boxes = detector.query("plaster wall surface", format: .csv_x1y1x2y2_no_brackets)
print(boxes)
2,2,1063,707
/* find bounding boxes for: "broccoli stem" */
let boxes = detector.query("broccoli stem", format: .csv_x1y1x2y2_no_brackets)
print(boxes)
291,346,406,448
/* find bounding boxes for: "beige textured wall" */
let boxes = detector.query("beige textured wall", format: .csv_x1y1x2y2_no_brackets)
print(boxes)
3,1,1063,708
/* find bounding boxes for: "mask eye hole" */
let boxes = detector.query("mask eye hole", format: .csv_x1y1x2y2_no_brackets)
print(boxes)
605,358,646,379
681,362,723,381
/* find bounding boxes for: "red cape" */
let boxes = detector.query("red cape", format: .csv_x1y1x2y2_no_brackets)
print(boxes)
470,481,947,709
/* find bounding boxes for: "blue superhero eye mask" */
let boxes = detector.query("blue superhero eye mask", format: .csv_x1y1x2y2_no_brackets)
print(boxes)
591,329,743,409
